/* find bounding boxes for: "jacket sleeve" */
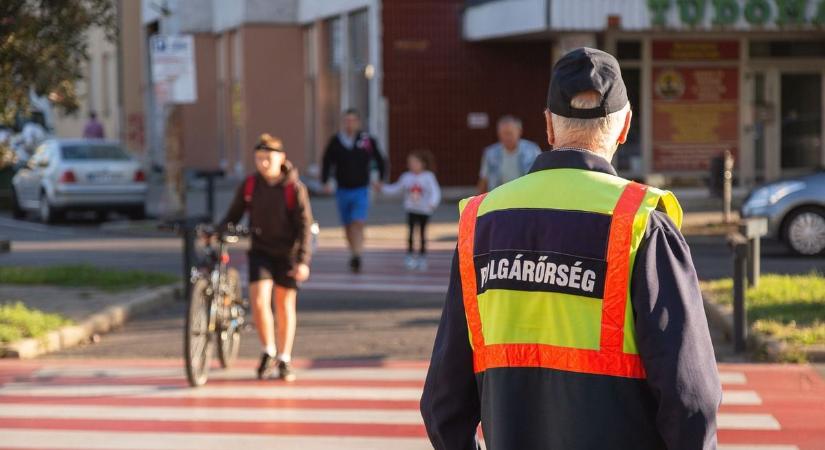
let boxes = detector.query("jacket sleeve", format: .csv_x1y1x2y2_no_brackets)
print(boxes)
321,138,335,184
631,211,722,450
421,249,481,450
372,137,386,181
218,183,246,230
292,182,314,265
428,172,442,210
380,173,407,197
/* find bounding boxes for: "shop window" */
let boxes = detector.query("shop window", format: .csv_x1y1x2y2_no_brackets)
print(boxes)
750,40,825,58
781,73,822,170
617,41,642,61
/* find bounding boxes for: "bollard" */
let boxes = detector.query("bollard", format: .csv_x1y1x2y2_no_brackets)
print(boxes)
729,233,749,353
740,217,768,288
195,169,225,223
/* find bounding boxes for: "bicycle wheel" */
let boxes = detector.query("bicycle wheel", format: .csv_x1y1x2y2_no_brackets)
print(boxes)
218,268,242,369
184,278,214,387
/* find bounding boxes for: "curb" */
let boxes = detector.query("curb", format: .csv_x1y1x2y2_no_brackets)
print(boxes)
703,293,823,362
1,284,181,359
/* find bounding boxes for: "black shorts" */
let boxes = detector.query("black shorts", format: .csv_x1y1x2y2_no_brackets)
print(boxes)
247,251,299,289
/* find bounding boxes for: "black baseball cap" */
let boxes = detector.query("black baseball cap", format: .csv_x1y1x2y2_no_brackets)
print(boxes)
547,47,628,119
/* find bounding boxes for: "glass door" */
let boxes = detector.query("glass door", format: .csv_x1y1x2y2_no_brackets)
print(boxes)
780,73,823,173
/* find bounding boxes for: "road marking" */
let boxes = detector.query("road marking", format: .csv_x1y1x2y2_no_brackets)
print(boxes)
722,390,762,406
719,371,747,385
0,383,424,401
718,413,781,430
719,446,799,450
302,281,446,293
32,367,428,381
0,429,429,450
0,403,423,425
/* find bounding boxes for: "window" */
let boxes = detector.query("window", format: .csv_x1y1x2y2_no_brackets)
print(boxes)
750,40,825,58
616,40,642,61
61,144,131,161
327,17,343,72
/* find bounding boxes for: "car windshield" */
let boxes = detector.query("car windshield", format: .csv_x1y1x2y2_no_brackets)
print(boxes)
61,144,131,161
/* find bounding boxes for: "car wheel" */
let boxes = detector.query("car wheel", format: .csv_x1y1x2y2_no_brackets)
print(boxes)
783,207,825,256
39,191,62,224
10,187,25,219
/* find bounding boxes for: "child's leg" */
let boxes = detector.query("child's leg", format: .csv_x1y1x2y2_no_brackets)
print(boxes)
419,214,430,255
407,213,416,254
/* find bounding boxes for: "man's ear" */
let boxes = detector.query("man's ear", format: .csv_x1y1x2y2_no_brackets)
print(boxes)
617,108,632,144
544,110,555,147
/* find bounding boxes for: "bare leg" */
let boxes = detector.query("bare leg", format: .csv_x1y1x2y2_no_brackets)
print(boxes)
249,280,275,350
350,220,365,256
274,286,297,358
344,223,356,254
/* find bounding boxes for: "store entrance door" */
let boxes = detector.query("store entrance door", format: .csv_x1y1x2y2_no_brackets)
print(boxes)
747,69,824,183
779,73,823,174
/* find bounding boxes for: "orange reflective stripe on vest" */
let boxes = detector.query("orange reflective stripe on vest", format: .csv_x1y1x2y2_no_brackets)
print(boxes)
458,182,648,379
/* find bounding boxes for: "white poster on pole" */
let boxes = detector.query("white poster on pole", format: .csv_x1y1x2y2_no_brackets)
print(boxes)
150,34,198,104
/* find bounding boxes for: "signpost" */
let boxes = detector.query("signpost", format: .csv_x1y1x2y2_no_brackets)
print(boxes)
149,35,198,218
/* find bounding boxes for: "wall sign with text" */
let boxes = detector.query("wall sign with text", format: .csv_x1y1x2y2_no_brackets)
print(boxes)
647,0,825,28
652,41,739,172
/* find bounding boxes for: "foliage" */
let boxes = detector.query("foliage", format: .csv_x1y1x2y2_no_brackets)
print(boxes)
703,273,825,346
0,0,116,124
0,301,71,343
0,264,178,292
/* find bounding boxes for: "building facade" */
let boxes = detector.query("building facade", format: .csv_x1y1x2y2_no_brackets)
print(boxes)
465,0,825,187
140,0,825,187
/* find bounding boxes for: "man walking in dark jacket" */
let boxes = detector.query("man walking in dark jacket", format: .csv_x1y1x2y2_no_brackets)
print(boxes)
321,109,385,272
420,48,721,450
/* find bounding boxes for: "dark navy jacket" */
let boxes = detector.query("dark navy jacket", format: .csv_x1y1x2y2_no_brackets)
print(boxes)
420,149,721,450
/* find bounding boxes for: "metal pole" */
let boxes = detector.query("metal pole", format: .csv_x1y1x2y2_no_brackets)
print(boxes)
733,240,748,353
723,150,734,224
747,236,761,288
206,176,215,222
182,226,194,302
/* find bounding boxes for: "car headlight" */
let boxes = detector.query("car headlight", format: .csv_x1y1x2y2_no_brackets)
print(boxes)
744,181,806,210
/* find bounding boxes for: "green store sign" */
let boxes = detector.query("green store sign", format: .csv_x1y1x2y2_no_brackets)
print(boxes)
647,0,825,26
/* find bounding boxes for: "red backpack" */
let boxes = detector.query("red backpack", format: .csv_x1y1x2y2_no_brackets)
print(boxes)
243,175,297,212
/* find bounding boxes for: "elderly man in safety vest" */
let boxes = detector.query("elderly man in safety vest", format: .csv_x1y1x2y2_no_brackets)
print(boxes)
421,47,721,450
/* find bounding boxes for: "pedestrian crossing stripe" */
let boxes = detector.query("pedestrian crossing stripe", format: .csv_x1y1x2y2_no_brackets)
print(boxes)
0,360,819,450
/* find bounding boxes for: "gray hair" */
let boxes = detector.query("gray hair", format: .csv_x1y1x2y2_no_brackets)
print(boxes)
497,115,522,129
550,91,629,155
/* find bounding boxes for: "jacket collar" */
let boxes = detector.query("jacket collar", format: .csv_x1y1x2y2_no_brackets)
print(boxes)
528,148,617,177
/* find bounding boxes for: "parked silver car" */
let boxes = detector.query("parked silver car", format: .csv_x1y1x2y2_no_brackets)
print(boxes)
10,139,147,223
741,171,825,256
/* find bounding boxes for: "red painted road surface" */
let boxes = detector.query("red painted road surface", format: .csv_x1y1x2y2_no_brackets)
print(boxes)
0,359,823,449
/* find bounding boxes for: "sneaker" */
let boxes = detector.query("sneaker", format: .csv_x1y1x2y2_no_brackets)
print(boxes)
417,256,428,271
277,360,296,382
349,255,362,273
404,255,418,270
257,353,276,380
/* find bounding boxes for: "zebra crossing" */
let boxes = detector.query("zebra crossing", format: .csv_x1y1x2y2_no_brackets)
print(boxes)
234,247,454,294
0,359,823,449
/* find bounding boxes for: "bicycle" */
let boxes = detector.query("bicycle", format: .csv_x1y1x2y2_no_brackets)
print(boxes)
161,220,249,387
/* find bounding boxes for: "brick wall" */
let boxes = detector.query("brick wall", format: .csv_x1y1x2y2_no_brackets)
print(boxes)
382,0,553,186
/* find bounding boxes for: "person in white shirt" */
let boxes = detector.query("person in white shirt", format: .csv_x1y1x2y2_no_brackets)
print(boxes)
375,150,441,270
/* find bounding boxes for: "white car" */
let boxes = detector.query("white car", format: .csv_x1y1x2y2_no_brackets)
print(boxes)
10,139,147,223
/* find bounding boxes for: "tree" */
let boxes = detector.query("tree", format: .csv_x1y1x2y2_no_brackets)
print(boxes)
0,0,116,125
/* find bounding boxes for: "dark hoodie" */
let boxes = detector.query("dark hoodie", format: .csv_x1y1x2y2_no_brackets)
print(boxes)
220,162,314,265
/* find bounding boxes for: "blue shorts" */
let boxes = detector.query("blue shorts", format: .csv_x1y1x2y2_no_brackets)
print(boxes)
335,186,370,225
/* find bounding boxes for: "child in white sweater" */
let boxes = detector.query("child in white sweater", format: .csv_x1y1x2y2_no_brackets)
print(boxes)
376,150,441,270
